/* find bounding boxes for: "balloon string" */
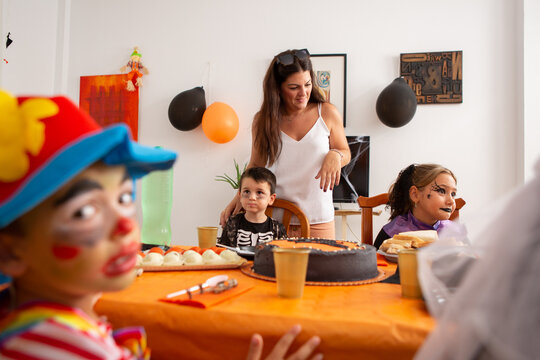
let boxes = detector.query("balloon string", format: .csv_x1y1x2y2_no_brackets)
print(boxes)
202,61,211,105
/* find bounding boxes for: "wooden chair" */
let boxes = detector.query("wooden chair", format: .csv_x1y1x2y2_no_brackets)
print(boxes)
356,193,466,245
357,193,389,246
265,198,310,238
450,198,466,221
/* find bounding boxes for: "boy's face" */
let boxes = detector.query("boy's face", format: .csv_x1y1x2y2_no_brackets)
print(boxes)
239,177,276,216
8,162,140,299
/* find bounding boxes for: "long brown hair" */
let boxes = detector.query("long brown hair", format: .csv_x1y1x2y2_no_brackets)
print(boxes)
253,49,326,166
387,163,457,220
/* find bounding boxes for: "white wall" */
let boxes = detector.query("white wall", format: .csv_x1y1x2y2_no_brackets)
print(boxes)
1,0,536,245
0,0,59,94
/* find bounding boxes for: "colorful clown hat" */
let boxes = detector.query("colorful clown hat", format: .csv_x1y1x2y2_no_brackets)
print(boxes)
0,90,176,227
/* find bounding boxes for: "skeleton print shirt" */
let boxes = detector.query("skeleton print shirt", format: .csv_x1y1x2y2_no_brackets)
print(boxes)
218,213,287,247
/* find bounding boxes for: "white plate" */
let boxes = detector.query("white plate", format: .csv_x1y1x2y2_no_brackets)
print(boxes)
138,263,245,272
377,249,398,263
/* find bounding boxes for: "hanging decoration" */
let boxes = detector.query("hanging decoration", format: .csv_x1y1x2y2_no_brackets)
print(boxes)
202,102,239,144
3,32,13,64
168,87,206,131
120,46,149,92
375,77,417,128
6,33,13,48
79,74,139,140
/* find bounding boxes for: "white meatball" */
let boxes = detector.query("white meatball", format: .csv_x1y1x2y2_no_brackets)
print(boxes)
163,251,183,266
183,250,204,265
202,249,226,265
141,252,163,266
220,249,244,264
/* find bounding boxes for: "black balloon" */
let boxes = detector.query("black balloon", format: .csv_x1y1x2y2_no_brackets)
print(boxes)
375,78,417,128
168,87,206,131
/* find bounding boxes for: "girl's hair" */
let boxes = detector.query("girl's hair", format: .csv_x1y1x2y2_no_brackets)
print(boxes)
387,163,457,220
253,49,326,166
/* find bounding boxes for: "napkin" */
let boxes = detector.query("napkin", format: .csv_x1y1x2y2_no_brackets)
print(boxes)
159,282,254,309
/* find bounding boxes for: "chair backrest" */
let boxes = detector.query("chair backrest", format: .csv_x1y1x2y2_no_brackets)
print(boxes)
357,193,389,246
450,198,466,221
356,193,466,245
265,198,310,238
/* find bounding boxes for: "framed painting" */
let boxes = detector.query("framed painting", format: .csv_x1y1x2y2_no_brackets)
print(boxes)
310,53,347,126
79,74,139,140
400,51,463,104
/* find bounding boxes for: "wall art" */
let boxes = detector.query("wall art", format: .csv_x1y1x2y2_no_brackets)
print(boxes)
400,51,462,104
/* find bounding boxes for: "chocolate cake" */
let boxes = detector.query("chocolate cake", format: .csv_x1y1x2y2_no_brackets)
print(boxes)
253,238,378,282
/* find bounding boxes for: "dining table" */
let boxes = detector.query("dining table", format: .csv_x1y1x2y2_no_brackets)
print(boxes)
94,254,434,360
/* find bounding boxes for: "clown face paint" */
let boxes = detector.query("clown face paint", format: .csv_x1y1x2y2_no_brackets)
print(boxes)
13,163,141,301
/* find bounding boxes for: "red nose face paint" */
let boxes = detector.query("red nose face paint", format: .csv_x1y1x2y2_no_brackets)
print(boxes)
113,217,135,236
52,245,80,260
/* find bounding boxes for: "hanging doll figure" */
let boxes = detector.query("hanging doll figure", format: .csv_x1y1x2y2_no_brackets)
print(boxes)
120,47,149,91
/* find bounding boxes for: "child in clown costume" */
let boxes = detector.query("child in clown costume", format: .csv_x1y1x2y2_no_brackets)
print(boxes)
0,90,321,359
0,90,175,359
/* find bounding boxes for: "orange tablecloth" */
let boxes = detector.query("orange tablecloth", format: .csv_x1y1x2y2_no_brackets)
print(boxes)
95,257,434,360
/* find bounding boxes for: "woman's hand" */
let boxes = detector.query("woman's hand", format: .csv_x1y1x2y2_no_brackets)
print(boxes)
246,325,322,360
220,193,242,227
315,150,342,192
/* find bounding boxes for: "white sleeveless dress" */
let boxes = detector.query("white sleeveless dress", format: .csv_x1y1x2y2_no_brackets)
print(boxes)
268,104,334,225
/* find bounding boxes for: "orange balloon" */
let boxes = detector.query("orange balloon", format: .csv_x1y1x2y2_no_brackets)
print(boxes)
202,102,239,143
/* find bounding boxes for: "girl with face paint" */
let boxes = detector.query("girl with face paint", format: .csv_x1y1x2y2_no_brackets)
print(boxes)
373,163,458,250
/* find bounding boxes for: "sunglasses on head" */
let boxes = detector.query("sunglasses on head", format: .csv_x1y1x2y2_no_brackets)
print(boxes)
276,49,310,66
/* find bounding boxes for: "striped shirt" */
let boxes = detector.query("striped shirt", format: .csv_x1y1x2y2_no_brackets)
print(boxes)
0,301,149,360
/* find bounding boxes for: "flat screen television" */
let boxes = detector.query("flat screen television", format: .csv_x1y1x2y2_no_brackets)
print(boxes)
332,135,370,203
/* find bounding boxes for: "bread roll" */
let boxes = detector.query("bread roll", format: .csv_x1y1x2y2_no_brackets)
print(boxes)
380,232,434,252
385,244,407,254
399,230,438,242
381,240,411,252
412,239,433,248
392,234,420,242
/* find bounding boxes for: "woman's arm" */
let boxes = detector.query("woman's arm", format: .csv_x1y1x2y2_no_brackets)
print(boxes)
220,124,267,227
315,102,351,192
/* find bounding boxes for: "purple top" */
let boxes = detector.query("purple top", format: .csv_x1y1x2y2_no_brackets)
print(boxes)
382,211,452,238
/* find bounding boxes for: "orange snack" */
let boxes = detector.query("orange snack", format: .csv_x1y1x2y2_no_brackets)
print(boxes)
148,247,165,255
189,246,203,254
138,251,146,258
166,246,185,255
210,246,225,254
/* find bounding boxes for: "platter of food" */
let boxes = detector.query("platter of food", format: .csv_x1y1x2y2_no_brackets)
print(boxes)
377,230,437,263
137,245,246,272
139,263,245,272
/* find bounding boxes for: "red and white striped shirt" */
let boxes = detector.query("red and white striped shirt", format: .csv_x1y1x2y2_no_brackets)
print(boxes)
0,301,149,360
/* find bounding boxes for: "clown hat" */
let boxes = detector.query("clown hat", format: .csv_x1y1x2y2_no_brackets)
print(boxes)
0,90,176,227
